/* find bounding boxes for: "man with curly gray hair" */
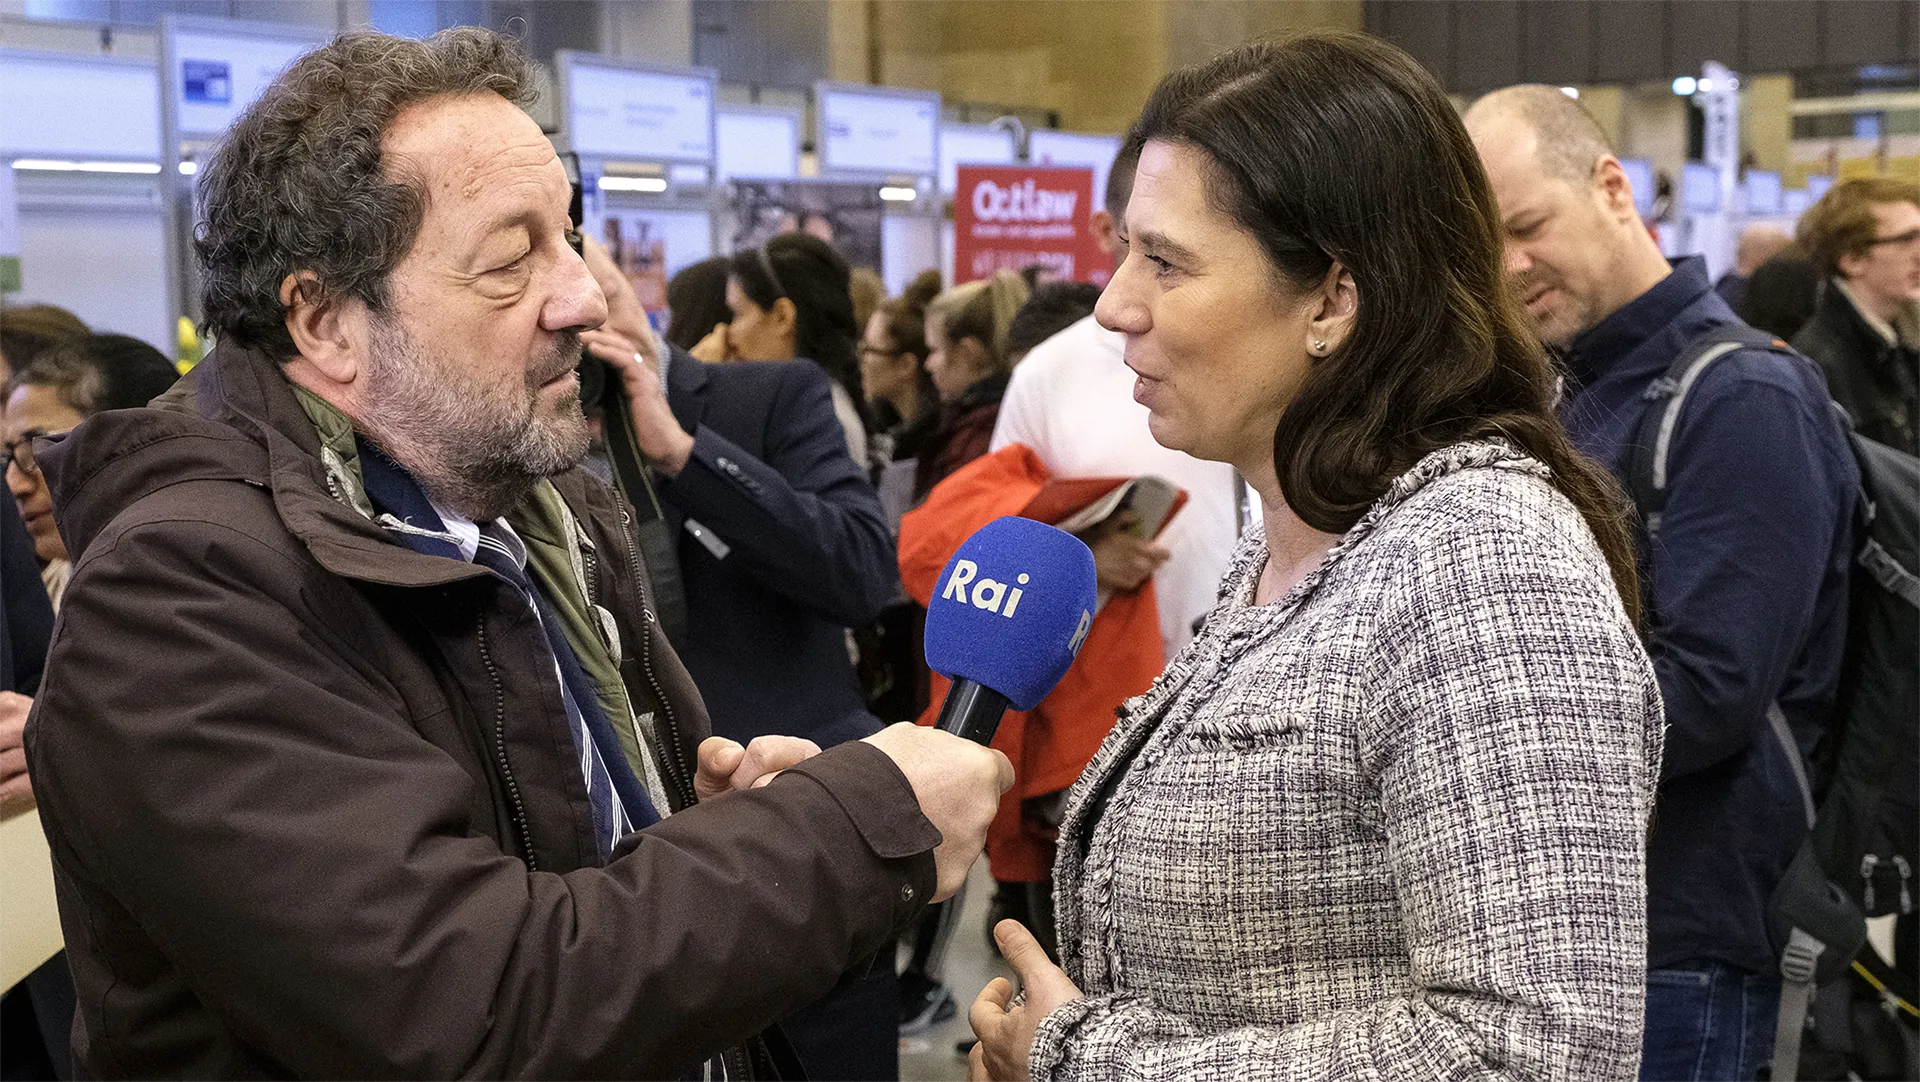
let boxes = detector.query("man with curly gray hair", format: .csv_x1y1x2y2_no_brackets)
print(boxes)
24,27,1009,1079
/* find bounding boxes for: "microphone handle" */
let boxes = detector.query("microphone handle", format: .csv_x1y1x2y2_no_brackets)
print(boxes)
934,679,1012,745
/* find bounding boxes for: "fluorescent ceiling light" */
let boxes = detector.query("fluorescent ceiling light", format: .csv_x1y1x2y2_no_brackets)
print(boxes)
598,176,667,193
878,186,917,202
12,159,162,174
179,161,197,175
1560,87,1579,99
1672,76,1697,96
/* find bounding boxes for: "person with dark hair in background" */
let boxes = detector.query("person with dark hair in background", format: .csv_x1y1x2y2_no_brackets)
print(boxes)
971,35,1661,1081
25,29,1008,1079
6,333,181,610
1002,282,1102,367
579,236,904,1080
1468,85,1858,1081
1738,244,1823,342
663,256,732,354
916,271,1029,501
1792,177,1920,453
0,305,88,382
0,483,62,1081
863,269,942,489
688,233,871,467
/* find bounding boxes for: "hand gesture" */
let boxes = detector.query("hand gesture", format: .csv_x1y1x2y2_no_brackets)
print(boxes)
969,920,1084,1080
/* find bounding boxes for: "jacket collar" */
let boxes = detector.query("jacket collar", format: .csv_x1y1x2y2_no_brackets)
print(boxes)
1830,278,1903,348
1567,256,1715,387
44,341,492,590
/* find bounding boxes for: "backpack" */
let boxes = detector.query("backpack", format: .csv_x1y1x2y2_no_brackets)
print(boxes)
1626,322,1919,1082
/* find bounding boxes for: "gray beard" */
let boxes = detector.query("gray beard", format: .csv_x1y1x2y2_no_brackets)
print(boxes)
355,313,590,521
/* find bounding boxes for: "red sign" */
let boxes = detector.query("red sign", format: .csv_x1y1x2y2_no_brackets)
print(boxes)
953,165,1106,286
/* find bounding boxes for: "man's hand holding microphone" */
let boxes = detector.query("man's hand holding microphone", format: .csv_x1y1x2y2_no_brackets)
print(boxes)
692,727,1012,903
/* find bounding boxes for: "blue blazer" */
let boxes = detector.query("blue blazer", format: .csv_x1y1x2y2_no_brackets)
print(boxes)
657,349,897,749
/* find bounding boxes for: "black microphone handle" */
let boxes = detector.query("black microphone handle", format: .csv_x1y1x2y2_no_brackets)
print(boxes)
934,679,1012,745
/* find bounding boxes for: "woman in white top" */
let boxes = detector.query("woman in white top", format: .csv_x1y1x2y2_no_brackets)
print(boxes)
969,31,1663,1082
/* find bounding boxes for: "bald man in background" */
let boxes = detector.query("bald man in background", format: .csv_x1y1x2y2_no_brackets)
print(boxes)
1466,85,1860,1082
1715,223,1795,310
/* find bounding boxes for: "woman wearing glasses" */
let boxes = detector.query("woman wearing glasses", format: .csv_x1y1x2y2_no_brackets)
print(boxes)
1791,177,1920,455
6,333,180,610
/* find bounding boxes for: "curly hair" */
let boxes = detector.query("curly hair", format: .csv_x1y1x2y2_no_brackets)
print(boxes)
194,28,536,360
1133,32,1640,622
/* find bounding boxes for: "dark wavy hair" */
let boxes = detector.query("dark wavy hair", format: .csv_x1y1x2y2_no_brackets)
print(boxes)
664,257,731,352
1134,32,1639,621
195,28,536,360
729,232,865,416
10,333,181,415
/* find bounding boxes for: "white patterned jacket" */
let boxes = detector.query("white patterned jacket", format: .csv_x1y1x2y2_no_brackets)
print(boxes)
1034,440,1664,1081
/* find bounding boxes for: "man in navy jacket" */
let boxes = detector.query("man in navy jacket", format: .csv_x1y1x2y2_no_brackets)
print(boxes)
1468,87,1859,1082
580,260,901,1079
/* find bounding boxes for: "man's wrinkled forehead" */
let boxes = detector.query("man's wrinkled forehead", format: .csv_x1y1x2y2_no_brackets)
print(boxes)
380,92,562,207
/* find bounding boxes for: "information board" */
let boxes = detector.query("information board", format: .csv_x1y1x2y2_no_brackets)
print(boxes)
1027,130,1123,208
561,55,716,165
0,51,159,160
1682,161,1721,215
952,165,1101,285
816,83,938,178
1745,170,1783,216
939,124,1017,196
717,108,799,181
166,22,322,137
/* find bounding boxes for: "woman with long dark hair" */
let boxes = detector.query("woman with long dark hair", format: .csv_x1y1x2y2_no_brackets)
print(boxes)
686,232,870,465
969,32,1661,1082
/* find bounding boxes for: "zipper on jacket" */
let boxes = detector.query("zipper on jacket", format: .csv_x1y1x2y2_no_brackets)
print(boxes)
616,496,695,807
477,613,537,871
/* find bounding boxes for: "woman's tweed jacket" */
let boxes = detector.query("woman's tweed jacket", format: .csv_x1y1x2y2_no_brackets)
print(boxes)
1033,440,1664,1081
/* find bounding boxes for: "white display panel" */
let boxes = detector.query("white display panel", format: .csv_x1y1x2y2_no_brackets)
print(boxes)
1681,161,1721,215
717,109,799,182
816,84,938,178
17,200,171,354
1027,130,1122,208
0,52,160,159
168,27,320,136
1783,189,1811,218
562,57,715,165
1619,157,1656,219
881,214,940,297
1744,170,1783,216
938,124,1017,196
1807,175,1834,201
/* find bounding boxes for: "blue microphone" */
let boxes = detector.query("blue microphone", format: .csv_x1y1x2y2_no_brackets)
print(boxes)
924,516,1098,745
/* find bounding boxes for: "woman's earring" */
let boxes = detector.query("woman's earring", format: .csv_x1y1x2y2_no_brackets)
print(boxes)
1312,339,1327,354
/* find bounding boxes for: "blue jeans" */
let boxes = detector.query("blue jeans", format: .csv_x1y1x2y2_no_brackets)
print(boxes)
1640,960,1780,1081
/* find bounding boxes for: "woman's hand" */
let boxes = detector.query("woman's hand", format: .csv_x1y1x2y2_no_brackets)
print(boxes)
578,327,695,477
688,322,733,364
969,920,1083,1081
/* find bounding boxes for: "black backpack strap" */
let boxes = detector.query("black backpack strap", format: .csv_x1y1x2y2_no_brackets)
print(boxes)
1624,322,1796,538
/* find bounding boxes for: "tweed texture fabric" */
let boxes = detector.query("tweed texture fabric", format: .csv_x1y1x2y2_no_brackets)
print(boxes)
1032,440,1664,1081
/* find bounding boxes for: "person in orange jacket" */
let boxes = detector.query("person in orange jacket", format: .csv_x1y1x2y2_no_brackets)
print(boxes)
898,443,1170,946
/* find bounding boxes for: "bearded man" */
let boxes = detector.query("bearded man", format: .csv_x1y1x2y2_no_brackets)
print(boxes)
23,29,1008,1079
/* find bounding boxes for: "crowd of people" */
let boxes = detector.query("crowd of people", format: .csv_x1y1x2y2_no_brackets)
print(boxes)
0,23,1914,1082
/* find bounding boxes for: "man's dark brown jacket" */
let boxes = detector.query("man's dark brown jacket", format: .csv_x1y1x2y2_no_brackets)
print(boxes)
24,343,939,1079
